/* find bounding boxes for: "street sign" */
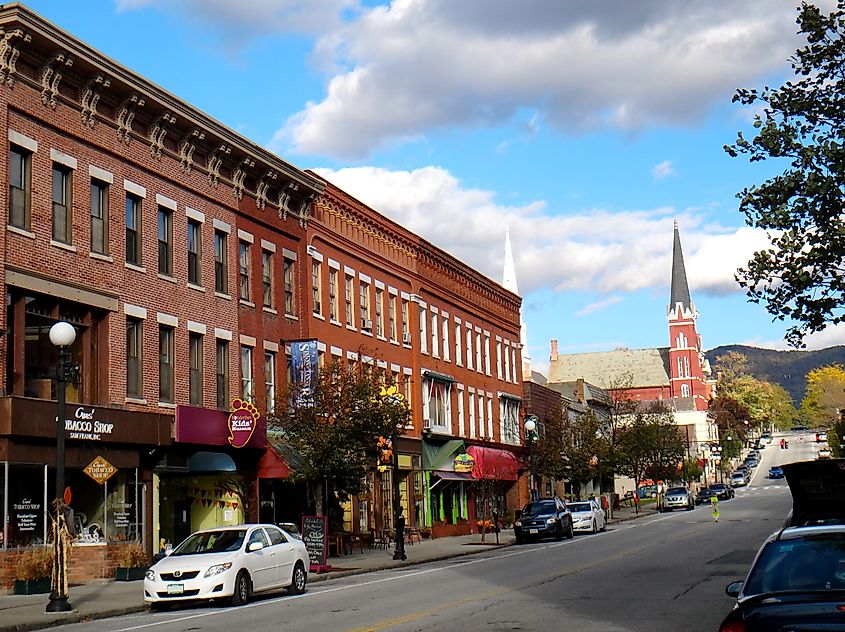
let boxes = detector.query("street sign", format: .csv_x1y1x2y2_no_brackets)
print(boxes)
83,455,117,485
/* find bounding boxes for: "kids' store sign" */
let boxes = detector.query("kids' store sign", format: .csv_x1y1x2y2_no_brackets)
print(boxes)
227,399,261,448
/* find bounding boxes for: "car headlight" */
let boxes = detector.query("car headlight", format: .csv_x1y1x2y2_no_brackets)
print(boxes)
514,520,522,527
546,517,556,525
204,562,233,577
145,569,156,581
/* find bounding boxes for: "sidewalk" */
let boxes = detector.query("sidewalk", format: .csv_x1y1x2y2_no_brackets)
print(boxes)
0,505,650,632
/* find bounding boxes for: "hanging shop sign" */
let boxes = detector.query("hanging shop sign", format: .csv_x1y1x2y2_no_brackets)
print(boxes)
454,453,475,473
228,399,261,448
83,455,117,485
291,340,319,406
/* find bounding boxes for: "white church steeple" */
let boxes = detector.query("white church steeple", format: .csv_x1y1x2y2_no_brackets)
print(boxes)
502,228,531,380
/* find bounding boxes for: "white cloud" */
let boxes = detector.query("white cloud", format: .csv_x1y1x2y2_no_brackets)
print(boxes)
743,323,845,352
576,296,624,317
274,0,806,159
652,160,675,180
313,165,767,298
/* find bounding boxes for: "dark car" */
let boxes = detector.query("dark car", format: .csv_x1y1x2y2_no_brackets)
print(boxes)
710,483,735,500
695,487,714,505
514,497,574,544
719,459,845,631
767,466,784,479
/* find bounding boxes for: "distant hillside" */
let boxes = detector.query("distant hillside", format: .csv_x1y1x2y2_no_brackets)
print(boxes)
704,345,845,405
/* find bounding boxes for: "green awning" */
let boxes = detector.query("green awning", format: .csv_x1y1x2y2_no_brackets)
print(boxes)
422,439,465,471
423,370,456,383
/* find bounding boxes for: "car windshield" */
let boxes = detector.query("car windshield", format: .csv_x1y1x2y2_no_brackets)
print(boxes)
712,484,727,490
743,534,845,595
567,502,591,512
666,487,686,495
171,529,247,556
731,474,744,480
523,500,556,515
697,488,712,495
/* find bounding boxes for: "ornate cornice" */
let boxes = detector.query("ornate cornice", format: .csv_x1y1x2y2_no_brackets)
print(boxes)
40,51,72,109
149,111,176,159
116,93,144,146
80,73,109,128
178,128,204,174
0,27,30,88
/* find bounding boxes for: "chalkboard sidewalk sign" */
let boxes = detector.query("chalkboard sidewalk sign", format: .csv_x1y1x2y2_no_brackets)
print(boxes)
302,515,329,572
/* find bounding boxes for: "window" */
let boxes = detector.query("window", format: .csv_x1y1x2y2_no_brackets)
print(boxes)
125,193,141,265
496,341,502,379
475,332,482,372
403,374,412,411
359,282,370,328
158,206,173,275
159,325,174,403
345,274,354,327
504,345,511,382
262,250,274,308
468,392,476,438
681,383,690,398
442,317,450,361
677,357,682,378
90,179,109,254
487,395,493,438
215,230,228,294
465,326,473,370
500,397,520,444
284,256,295,315
419,306,428,353
431,311,438,356
388,295,397,341
455,322,462,365
189,333,203,406
265,351,276,413
477,394,485,439
216,339,229,409
328,269,338,321
126,318,142,398
9,145,31,229
401,299,409,339
484,334,491,375
52,164,72,244
423,376,452,430
684,356,690,377
677,332,687,348
457,389,465,436
312,262,322,315
187,219,202,285
375,289,384,337
239,240,251,301
241,346,253,401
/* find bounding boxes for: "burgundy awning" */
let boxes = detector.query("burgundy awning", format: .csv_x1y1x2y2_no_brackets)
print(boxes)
466,446,520,481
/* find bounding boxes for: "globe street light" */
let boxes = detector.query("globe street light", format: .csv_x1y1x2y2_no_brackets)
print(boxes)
524,416,539,501
46,321,76,613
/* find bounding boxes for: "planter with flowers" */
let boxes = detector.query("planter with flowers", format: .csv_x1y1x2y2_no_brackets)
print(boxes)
476,519,495,542
115,541,149,581
13,546,53,595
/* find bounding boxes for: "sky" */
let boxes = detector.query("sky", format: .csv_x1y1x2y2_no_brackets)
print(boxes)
22,0,845,376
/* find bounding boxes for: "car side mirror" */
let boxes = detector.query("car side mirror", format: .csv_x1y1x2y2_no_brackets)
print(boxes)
247,541,265,552
725,581,743,597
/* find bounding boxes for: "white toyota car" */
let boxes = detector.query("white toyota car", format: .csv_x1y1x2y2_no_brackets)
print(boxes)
566,499,607,534
144,524,309,609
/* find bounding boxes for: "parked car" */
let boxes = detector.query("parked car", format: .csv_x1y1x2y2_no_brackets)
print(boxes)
709,483,735,500
144,524,309,609
514,497,574,544
816,431,828,443
637,484,657,498
662,486,694,511
735,465,751,482
817,446,832,459
760,432,773,445
720,459,845,630
730,472,747,488
767,466,784,479
566,499,607,534
695,487,715,505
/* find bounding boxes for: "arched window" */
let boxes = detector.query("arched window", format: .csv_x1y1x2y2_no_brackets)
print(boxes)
681,384,690,397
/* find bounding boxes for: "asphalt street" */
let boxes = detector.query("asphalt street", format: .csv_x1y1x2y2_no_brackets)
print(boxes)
43,432,815,632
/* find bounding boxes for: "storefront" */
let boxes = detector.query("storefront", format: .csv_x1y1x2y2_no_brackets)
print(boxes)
155,403,265,552
422,438,473,537
466,445,520,528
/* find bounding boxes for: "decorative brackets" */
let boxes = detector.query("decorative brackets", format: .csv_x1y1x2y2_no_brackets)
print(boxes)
80,74,110,128
207,144,229,187
0,28,30,88
149,112,176,159
117,94,145,145
179,129,205,174
41,52,73,109
278,182,299,221
255,171,277,209
232,158,255,201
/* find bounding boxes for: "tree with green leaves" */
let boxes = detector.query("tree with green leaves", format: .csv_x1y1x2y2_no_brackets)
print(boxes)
267,360,410,517
559,409,604,495
800,364,845,428
726,1,845,346
532,407,568,484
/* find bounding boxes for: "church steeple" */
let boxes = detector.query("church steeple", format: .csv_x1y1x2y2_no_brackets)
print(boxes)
502,228,530,380
669,219,693,316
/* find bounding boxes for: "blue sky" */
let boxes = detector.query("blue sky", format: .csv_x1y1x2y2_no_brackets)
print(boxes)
24,0,844,375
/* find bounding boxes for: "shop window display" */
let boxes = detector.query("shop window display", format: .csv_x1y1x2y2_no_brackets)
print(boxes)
7,464,47,548
106,470,140,542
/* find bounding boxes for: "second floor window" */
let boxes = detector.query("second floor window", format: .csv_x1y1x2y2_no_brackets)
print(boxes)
262,250,274,308
345,275,354,327
375,289,384,337
158,206,173,276
187,219,202,285
52,164,72,244
241,346,254,401
189,332,203,406
9,145,31,230
328,269,338,321
388,295,397,341
90,179,109,254
125,193,141,265
312,262,322,315
159,325,174,403
265,351,276,413
239,241,250,301
359,282,370,328
215,230,228,294
284,257,295,315
126,318,142,399
216,339,229,409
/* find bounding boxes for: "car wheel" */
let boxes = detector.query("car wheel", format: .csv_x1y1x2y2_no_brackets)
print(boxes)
566,519,574,539
600,520,607,533
288,561,307,595
230,570,251,607
686,502,693,511
591,520,597,534
515,534,525,545
554,522,564,541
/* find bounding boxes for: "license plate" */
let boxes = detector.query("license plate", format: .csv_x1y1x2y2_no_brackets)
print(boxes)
167,584,184,595
529,529,538,534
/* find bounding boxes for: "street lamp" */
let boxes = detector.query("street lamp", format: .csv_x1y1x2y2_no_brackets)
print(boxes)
47,321,76,613
379,386,407,562
524,416,539,501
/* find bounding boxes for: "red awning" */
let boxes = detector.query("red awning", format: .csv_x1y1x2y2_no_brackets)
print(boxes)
466,446,520,481
257,445,291,479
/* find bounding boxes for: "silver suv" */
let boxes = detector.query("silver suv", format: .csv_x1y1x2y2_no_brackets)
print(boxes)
662,486,694,511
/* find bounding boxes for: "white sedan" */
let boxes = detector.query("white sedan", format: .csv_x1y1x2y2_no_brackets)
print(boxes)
144,524,309,608
566,500,607,534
